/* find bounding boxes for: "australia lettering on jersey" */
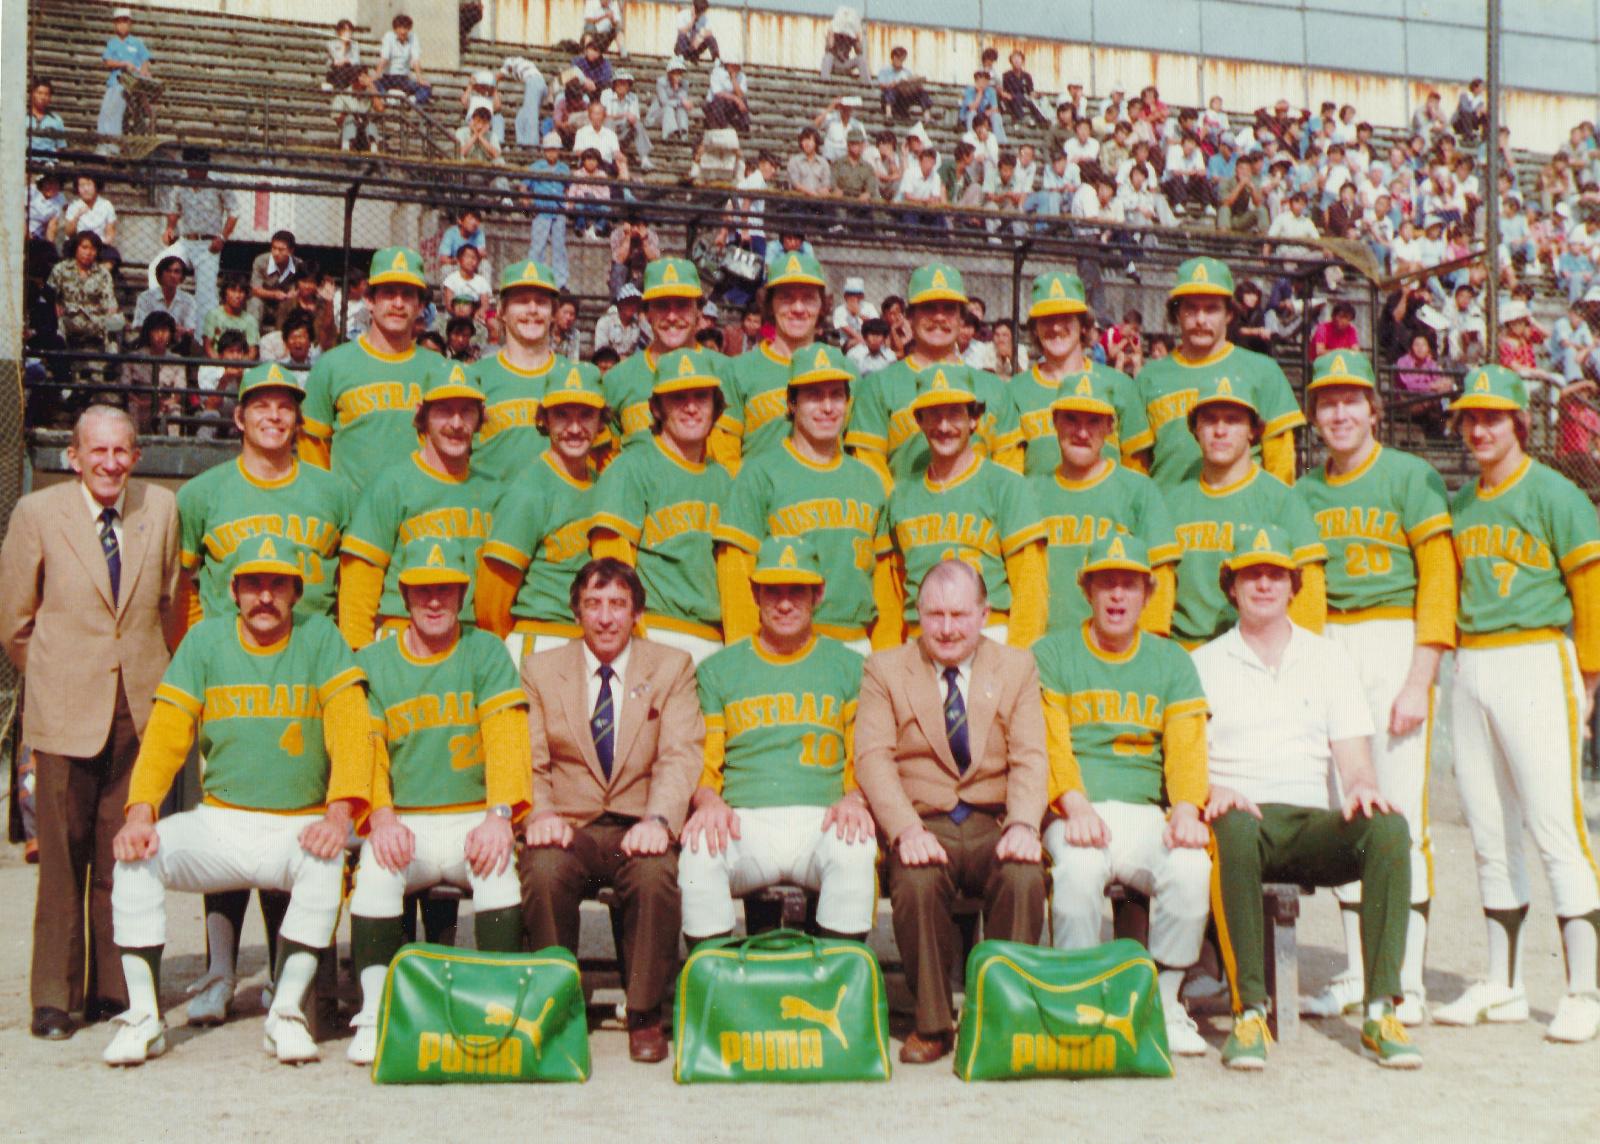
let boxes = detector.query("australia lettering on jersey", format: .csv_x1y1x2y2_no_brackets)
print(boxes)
724,692,843,739
339,380,425,423
397,507,493,545
767,497,880,537
1146,387,1198,434
1175,520,1234,553
743,388,787,435
1313,507,1405,545
1043,513,1119,548
204,513,341,560
204,683,321,721
384,691,479,738
1066,689,1162,733
643,501,713,546
896,512,1000,553
481,398,542,440
543,518,592,563
620,401,654,438
1454,523,1553,570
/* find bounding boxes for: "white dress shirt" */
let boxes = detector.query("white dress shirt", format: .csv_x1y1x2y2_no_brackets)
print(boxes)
583,639,633,731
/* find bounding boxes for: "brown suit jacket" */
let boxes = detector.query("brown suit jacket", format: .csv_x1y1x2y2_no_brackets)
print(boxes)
522,635,704,833
0,478,181,757
854,636,1048,844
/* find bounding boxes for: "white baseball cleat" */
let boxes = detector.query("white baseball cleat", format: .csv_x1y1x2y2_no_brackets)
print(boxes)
1164,1006,1208,1057
1546,993,1600,1043
1430,981,1529,1026
1396,990,1428,1028
1300,970,1362,1018
263,1010,321,1064
103,1011,168,1066
346,1021,378,1065
185,973,237,1027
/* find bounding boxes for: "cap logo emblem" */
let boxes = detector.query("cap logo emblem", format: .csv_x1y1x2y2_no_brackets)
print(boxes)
663,263,680,284
521,262,542,282
679,356,697,376
1473,372,1490,392
1107,536,1125,559
931,370,949,391
391,251,408,270
565,368,583,389
931,269,948,288
786,255,802,276
1192,263,1208,282
427,544,446,568
1074,374,1093,397
1331,355,1346,376
258,537,278,559
1216,377,1232,395
1049,277,1066,300
779,545,798,568
814,347,830,368
1252,529,1272,552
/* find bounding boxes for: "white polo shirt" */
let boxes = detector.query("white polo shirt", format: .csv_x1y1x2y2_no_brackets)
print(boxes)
1191,622,1373,811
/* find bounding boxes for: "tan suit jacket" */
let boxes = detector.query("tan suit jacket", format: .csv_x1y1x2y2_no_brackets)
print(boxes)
522,635,703,833
0,479,181,756
854,636,1048,844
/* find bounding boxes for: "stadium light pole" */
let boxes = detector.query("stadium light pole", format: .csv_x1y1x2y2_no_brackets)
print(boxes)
1484,0,1502,359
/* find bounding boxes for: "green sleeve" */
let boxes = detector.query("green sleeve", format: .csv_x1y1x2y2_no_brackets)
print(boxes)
1547,471,1600,573
696,655,724,720
1133,478,1179,564
483,485,544,568
978,368,1021,453
472,630,525,714
590,450,647,544
302,354,335,434
1252,355,1305,438
154,621,208,714
845,372,889,451
717,463,769,553
996,468,1045,555
313,618,366,699
342,469,403,568
1111,369,1152,452
1164,641,1208,710
1400,459,1452,543
1282,487,1328,565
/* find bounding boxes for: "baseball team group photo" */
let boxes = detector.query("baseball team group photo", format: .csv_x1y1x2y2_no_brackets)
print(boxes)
4,0,1599,1135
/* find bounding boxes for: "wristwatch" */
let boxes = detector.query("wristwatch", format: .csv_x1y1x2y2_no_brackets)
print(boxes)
489,804,513,820
644,814,669,828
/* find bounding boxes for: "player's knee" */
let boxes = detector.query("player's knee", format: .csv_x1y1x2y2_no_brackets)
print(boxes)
626,851,681,897
519,843,584,889
890,862,948,908
1163,847,1214,907
1209,809,1261,857
1365,811,1410,859
1048,846,1107,898
992,860,1046,903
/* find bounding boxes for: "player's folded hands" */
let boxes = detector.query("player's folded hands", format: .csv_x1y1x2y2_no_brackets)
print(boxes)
465,814,514,876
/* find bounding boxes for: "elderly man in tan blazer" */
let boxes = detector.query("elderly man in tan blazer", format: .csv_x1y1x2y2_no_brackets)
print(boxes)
0,405,181,1041
855,558,1048,1064
519,558,702,1063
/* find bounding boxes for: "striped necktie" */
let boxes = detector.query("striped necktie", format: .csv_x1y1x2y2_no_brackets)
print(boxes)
943,665,974,826
98,506,121,604
591,663,616,781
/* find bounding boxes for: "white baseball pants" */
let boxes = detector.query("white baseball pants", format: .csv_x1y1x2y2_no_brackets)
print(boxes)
349,810,521,917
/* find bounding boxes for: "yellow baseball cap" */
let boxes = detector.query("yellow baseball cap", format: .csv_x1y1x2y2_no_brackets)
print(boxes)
1028,271,1089,319
368,245,428,290
908,365,980,413
420,363,486,405
907,263,968,306
641,257,704,301
1076,533,1152,588
1448,364,1528,412
1169,256,1235,300
542,361,608,410
788,343,856,387
1222,524,1297,573
652,349,723,396
750,535,824,587
231,534,303,582
237,361,306,403
396,540,471,588
1049,370,1116,418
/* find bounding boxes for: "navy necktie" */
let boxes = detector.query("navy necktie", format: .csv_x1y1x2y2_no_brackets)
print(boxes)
943,666,973,824
98,507,121,604
592,663,616,781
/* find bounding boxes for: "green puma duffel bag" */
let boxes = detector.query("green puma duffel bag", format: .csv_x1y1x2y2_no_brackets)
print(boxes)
955,938,1173,1080
371,943,591,1084
674,929,892,1083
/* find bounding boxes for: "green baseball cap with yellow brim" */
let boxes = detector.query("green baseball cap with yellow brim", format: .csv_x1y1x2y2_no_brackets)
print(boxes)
652,348,723,396
499,258,561,296
368,245,428,290
766,251,827,291
396,539,472,589
641,257,704,301
1448,364,1528,412
909,364,981,413
1306,349,1378,394
1187,374,1261,429
1169,256,1235,300
1077,533,1153,587
542,360,608,410
1049,370,1117,418
237,361,306,404
789,343,856,387
231,534,304,582
907,263,968,306
1028,271,1089,319
750,535,825,587
420,362,487,405
1222,524,1297,574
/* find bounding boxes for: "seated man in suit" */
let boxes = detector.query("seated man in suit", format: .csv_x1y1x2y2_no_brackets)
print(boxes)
679,536,877,948
854,557,1049,1064
519,559,703,1063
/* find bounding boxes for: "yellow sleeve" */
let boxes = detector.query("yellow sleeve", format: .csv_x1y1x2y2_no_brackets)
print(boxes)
126,700,198,813
870,551,905,650
367,721,394,819
716,544,759,644
474,554,522,639
1412,532,1459,648
708,424,742,477
698,724,727,792
852,446,892,489
991,439,1024,474
841,700,858,794
1288,560,1327,633
338,553,386,650
298,433,332,470
591,529,635,566
1139,563,1175,637
1004,540,1048,648
176,571,204,635
321,683,373,825
1162,710,1209,809
1043,696,1085,806
1261,431,1296,486
1122,448,1151,476
480,705,534,821
1567,561,1600,674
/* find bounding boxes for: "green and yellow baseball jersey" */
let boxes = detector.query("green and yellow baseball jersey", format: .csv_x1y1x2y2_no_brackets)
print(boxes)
1034,625,1207,806
358,627,524,810
341,453,500,623
480,450,595,625
468,350,565,480
885,456,1045,623
178,458,352,621
845,358,1022,480
716,439,889,633
1136,344,1304,490
1451,457,1600,635
602,347,738,452
1167,466,1326,643
1297,444,1452,613
591,436,732,630
698,635,863,808
1032,461,1179,635
302,337,446,491
153,615,365,810
728,341,801,460
1011,362,1153,476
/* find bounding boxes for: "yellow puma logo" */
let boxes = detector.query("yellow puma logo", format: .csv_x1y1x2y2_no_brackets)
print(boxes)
1075,991,1139,1048
483,996,556,1058
780,986,849,1049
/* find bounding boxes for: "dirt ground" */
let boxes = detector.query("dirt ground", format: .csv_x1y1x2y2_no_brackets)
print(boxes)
2,769,1598,1143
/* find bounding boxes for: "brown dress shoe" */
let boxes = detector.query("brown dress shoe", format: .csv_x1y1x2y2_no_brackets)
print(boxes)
898,1029,953,1064
628,1024,670,1063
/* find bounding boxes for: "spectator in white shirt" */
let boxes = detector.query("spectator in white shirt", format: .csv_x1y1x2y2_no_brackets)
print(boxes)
646,57,694,142
62,174,119,263
442,244,492,309
582,0,626,55
1115,141,1159,192
848,317,897,373
1117,163,1178,228
814,95,868,163
820,5,867,80
962,116,1000,183
1063,117,1101,181
602,72,654,170
1161,132,1215,210
1268,191,1320,240
705,54,749,134
376,14,431,104
674,0,719,64
573,99,629,178
832,277,879,350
